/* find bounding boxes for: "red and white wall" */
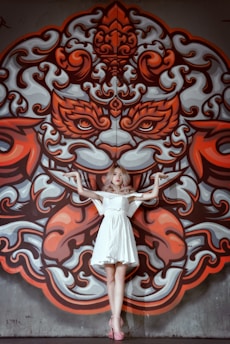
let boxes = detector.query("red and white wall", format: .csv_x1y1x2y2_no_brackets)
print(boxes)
0,0,229,338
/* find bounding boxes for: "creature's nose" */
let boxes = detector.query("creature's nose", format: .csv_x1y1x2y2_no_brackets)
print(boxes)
96,127,136,159
98,143,132,161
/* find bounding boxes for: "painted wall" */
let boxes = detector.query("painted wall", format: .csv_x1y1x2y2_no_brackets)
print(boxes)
0,264,230,338
0,0,230,338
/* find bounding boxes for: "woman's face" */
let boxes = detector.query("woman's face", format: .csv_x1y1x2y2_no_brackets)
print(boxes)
112,167,123,187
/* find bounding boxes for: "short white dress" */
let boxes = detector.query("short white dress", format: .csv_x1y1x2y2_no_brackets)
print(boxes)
90,191,142,267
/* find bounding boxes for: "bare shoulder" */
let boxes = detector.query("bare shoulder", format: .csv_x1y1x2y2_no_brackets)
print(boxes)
80,189,103,201
127,194,139,202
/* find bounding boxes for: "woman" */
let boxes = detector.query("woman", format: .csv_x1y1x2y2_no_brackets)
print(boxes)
64,165,167,340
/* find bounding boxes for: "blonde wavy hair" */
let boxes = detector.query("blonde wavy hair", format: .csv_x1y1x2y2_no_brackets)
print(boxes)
102,165,135,194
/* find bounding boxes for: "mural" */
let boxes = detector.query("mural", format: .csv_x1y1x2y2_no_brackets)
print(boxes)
0,1,229,315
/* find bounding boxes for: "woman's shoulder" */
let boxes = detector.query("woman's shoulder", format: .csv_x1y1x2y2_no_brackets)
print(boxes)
94,191,116,197
96,191,137,198
125,192,142,197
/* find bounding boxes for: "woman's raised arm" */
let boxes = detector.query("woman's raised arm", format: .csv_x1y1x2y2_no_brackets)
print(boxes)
63,171,102,200
135,172,168,201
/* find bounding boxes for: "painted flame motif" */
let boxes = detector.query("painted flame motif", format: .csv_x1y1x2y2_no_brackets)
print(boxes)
0,1,229,315
189,121,230,189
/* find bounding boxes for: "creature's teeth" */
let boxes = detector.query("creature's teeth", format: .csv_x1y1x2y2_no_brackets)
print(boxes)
158,164,163,170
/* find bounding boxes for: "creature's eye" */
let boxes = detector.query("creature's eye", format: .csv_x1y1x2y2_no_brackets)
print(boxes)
120,97,180,140
51,93,111,139
76,118,93,131
138,120,155,132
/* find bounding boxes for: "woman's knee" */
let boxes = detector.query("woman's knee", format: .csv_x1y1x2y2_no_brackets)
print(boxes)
115,263,127,282
105,265,115,285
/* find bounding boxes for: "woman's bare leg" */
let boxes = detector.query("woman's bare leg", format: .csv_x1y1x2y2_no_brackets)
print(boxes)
105,264,116,315
113,263,126,316
105,263,127,334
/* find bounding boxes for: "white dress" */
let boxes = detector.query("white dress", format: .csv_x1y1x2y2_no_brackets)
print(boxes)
90,191,142,267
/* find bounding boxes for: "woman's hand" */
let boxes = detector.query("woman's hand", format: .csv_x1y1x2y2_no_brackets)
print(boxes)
63,170,102,201
63,171,85,195
151,172,168,180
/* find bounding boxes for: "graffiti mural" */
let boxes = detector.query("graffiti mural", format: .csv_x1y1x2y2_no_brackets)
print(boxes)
0,1,229,315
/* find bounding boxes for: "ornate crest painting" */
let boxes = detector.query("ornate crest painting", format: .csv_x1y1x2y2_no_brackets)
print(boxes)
0,1,229,315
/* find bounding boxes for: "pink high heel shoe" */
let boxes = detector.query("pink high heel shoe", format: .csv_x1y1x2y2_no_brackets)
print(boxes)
108,316,124,341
